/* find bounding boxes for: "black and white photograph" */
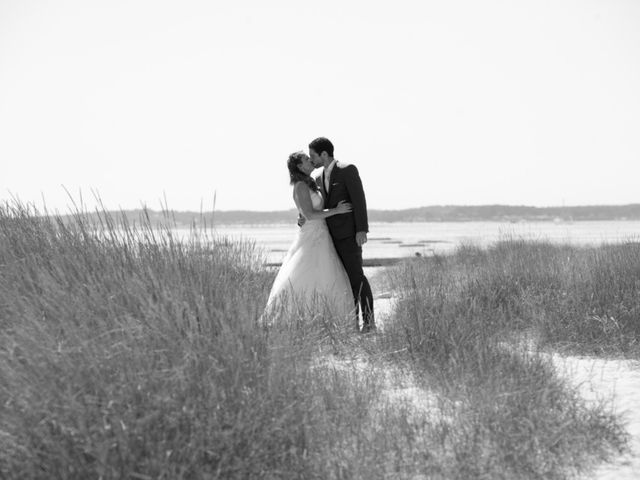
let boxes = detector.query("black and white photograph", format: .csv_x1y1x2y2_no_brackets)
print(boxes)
1,1,640,478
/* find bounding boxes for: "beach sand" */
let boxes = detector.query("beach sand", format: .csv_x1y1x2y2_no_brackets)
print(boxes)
552,354,640,479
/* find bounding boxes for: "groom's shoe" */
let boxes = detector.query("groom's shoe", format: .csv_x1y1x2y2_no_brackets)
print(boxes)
360,322,377,334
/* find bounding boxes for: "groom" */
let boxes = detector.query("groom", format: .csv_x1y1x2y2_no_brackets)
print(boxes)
308,137,375,333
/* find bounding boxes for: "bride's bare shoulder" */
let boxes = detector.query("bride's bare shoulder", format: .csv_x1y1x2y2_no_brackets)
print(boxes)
293,181,312,196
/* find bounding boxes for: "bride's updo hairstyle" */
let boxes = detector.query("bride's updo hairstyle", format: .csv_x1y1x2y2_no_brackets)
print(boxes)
287,151,319,192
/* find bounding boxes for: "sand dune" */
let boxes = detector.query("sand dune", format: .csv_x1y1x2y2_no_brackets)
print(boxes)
372,294,640,478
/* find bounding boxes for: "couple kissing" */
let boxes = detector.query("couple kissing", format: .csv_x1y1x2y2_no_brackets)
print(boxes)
262,137,375,333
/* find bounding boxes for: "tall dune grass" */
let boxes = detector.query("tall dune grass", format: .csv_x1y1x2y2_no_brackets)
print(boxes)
0,206,629,479
391,239,640,355
0,204,453,478
0,203,284,478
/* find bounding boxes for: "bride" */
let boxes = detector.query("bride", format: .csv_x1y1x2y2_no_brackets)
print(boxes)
261,151,355,325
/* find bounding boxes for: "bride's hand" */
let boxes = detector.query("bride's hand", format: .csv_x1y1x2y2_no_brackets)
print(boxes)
334,201,353,215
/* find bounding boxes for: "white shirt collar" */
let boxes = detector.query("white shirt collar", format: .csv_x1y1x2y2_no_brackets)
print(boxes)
324,159,338,178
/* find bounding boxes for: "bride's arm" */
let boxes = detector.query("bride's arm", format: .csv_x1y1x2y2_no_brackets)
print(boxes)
294,182,352,220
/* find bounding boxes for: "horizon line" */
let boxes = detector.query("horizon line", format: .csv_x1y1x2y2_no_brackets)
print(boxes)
123,202,640,213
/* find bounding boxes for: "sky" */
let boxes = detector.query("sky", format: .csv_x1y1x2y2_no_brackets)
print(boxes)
1,0,639,213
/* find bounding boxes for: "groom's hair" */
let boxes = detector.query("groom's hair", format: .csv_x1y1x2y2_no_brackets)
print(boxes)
309,137,334,158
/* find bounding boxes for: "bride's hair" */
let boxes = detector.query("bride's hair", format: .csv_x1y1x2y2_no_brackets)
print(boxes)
288,151,319,192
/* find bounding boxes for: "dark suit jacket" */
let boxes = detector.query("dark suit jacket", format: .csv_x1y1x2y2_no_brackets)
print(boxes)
317,162,369,240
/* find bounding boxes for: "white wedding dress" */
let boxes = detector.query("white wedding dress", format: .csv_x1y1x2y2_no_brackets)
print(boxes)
261,187,354,325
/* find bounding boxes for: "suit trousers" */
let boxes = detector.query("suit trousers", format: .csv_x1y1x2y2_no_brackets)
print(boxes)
331,235,374,329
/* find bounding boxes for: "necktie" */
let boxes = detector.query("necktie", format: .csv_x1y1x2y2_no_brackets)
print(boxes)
324,169,330,193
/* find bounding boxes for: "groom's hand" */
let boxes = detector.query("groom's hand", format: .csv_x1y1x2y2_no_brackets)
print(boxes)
297,214,306,228
356,231,367,247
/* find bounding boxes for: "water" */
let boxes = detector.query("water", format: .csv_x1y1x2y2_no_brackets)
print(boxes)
201,220,640,264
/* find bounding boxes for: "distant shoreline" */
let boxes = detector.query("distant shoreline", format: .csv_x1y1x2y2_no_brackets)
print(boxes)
209,203,640,224
55,203,640,228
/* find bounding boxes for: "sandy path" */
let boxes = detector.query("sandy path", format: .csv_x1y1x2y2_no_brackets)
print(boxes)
372,293,640,479
551,354,640,479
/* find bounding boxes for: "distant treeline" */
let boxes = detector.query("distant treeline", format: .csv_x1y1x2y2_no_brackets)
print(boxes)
55,204,640,227
369,204,640,223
